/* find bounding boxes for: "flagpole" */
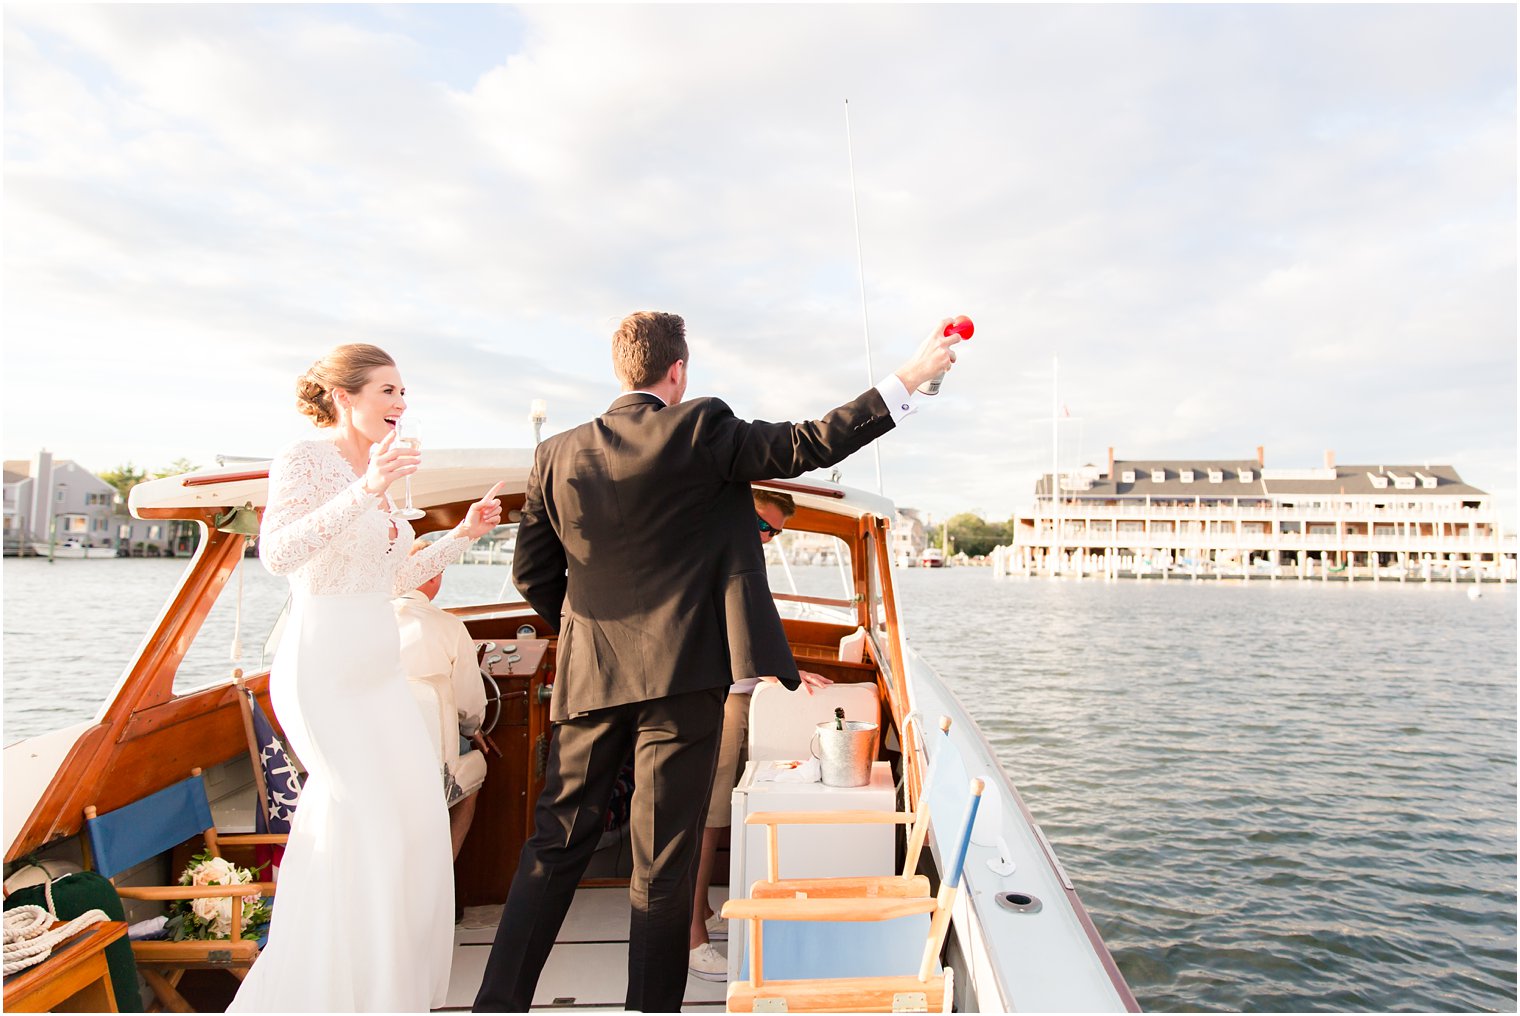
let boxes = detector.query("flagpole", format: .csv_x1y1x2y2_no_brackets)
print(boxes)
1052,356,1061,576
845,99,885,495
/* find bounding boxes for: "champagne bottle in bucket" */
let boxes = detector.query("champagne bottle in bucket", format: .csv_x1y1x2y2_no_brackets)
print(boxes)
812,708,878,788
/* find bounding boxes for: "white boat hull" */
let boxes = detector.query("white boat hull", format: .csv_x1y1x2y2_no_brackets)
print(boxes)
904,645,1135,1011
5,454,1136,1012
29,542,115,558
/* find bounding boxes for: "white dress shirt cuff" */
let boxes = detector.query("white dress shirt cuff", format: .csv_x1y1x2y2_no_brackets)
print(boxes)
876,374,921,422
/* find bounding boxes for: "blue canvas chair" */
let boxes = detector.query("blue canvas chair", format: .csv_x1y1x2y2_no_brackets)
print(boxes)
723,716,965,994
722,774,984,1013
83,768,285,1013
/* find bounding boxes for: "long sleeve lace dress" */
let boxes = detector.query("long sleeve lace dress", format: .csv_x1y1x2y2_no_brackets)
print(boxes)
228,438,471,1012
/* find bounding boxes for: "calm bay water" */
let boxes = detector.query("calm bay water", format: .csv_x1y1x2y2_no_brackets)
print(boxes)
898,571,1517,1013
3,557,1515,1011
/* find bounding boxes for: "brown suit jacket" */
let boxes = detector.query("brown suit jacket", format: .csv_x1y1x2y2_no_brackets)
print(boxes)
513,388,894,721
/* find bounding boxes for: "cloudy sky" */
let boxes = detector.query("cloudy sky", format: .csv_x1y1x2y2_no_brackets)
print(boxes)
4,4,1515,524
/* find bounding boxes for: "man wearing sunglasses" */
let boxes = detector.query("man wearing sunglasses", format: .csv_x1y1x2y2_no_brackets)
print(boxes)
478,311,962,1013
687,489,832,980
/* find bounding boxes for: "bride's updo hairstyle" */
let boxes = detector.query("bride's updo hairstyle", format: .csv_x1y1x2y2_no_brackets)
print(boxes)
295,344,396,427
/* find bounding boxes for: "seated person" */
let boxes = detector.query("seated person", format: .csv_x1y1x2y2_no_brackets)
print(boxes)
688,490,832,981
395,539,489,859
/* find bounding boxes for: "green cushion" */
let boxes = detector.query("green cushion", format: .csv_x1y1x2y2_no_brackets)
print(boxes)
4,870,143,1012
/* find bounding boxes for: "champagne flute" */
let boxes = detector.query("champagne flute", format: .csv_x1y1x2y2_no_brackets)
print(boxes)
388,416,426,521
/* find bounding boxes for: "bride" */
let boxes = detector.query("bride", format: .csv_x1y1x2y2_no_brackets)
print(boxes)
229,343,503,1012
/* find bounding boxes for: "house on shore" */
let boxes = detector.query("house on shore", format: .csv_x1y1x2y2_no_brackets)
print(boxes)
3,451,180,557
892,508,928,566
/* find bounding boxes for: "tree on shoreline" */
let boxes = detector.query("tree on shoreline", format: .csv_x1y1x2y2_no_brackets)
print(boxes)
98,463,148,512
153,458,198,480
152,459,201,555
929,512,1014,558
98,459,202,556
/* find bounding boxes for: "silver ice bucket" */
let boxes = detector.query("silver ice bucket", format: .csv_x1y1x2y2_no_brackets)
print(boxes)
810,719,878,788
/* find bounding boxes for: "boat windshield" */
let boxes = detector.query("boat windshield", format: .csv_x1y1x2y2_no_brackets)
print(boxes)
763,530,855,621
173,552,291,695
173,521,861,695
432,522,862,623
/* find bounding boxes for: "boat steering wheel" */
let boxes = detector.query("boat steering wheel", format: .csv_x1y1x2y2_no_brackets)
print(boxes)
476,642,505,736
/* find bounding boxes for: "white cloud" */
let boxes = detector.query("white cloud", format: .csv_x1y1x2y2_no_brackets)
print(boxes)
3,4,1514,524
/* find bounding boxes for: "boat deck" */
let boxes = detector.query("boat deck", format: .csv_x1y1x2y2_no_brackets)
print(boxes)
440,886,730,1012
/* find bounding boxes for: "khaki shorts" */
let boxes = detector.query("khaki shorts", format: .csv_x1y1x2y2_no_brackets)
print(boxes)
705,691,751,828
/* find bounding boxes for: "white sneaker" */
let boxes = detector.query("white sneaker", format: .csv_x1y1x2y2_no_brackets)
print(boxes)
704,912,728,941
688,942,727,982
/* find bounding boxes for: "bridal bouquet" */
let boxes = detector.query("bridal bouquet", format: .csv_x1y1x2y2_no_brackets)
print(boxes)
164,851,271,941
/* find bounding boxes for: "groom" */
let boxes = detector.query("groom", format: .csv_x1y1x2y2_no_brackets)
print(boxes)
474,311,962,1012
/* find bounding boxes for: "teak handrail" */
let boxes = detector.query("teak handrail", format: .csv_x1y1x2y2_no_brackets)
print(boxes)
758,479,846,499
182,469,269,487
772,592,854,609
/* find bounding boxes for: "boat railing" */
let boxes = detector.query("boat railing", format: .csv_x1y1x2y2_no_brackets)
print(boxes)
1039,502,1496,521
1021,531,1504,552
773,591,855,610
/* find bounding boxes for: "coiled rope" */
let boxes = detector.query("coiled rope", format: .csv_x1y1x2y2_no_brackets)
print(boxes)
2,876,108,976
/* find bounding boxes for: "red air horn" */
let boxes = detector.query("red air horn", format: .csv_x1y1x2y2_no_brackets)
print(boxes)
944,316,975,340
920,316,973,395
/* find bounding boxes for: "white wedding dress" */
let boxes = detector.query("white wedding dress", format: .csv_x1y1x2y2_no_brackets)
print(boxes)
229,439,470,1013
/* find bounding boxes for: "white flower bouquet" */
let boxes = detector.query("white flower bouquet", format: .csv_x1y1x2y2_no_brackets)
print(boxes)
164,850,272,941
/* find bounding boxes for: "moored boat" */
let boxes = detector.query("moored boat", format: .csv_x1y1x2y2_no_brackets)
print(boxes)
921,547,946,568
27,539,116,559
3,451,1137,1012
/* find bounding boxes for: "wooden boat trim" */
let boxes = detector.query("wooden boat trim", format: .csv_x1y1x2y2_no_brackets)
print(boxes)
756,479,846,500
10,453,1141,1010
117,676,274,742
772,592,853,609
869,513,917,800
7,520,248,861
448,602,534,619
182,469,269,487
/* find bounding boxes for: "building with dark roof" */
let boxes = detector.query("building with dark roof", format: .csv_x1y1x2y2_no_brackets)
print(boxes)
997,448,1512,582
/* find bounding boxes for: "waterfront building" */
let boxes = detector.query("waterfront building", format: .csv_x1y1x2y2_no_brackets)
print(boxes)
3,452,118,556
786,514,934,568
892,508,928,566
1,467,30,555
770,528,844,566
3,451,179,557
995,448,1515,582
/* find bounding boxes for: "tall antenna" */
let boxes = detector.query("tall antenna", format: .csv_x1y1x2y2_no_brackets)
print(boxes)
845,99,885,494
1052,356,1061,576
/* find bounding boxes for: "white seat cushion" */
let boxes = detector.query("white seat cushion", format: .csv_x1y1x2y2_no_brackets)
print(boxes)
450,749,488,803
748,681,881,763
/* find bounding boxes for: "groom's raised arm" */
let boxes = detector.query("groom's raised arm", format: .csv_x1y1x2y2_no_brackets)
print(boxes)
706,320,963,482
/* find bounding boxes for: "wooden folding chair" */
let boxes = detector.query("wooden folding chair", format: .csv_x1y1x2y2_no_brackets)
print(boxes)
722,777,984,1013
743,716,952,902
83,768,286,1013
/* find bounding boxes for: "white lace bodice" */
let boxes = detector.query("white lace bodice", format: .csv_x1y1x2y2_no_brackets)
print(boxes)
261,439,470,597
